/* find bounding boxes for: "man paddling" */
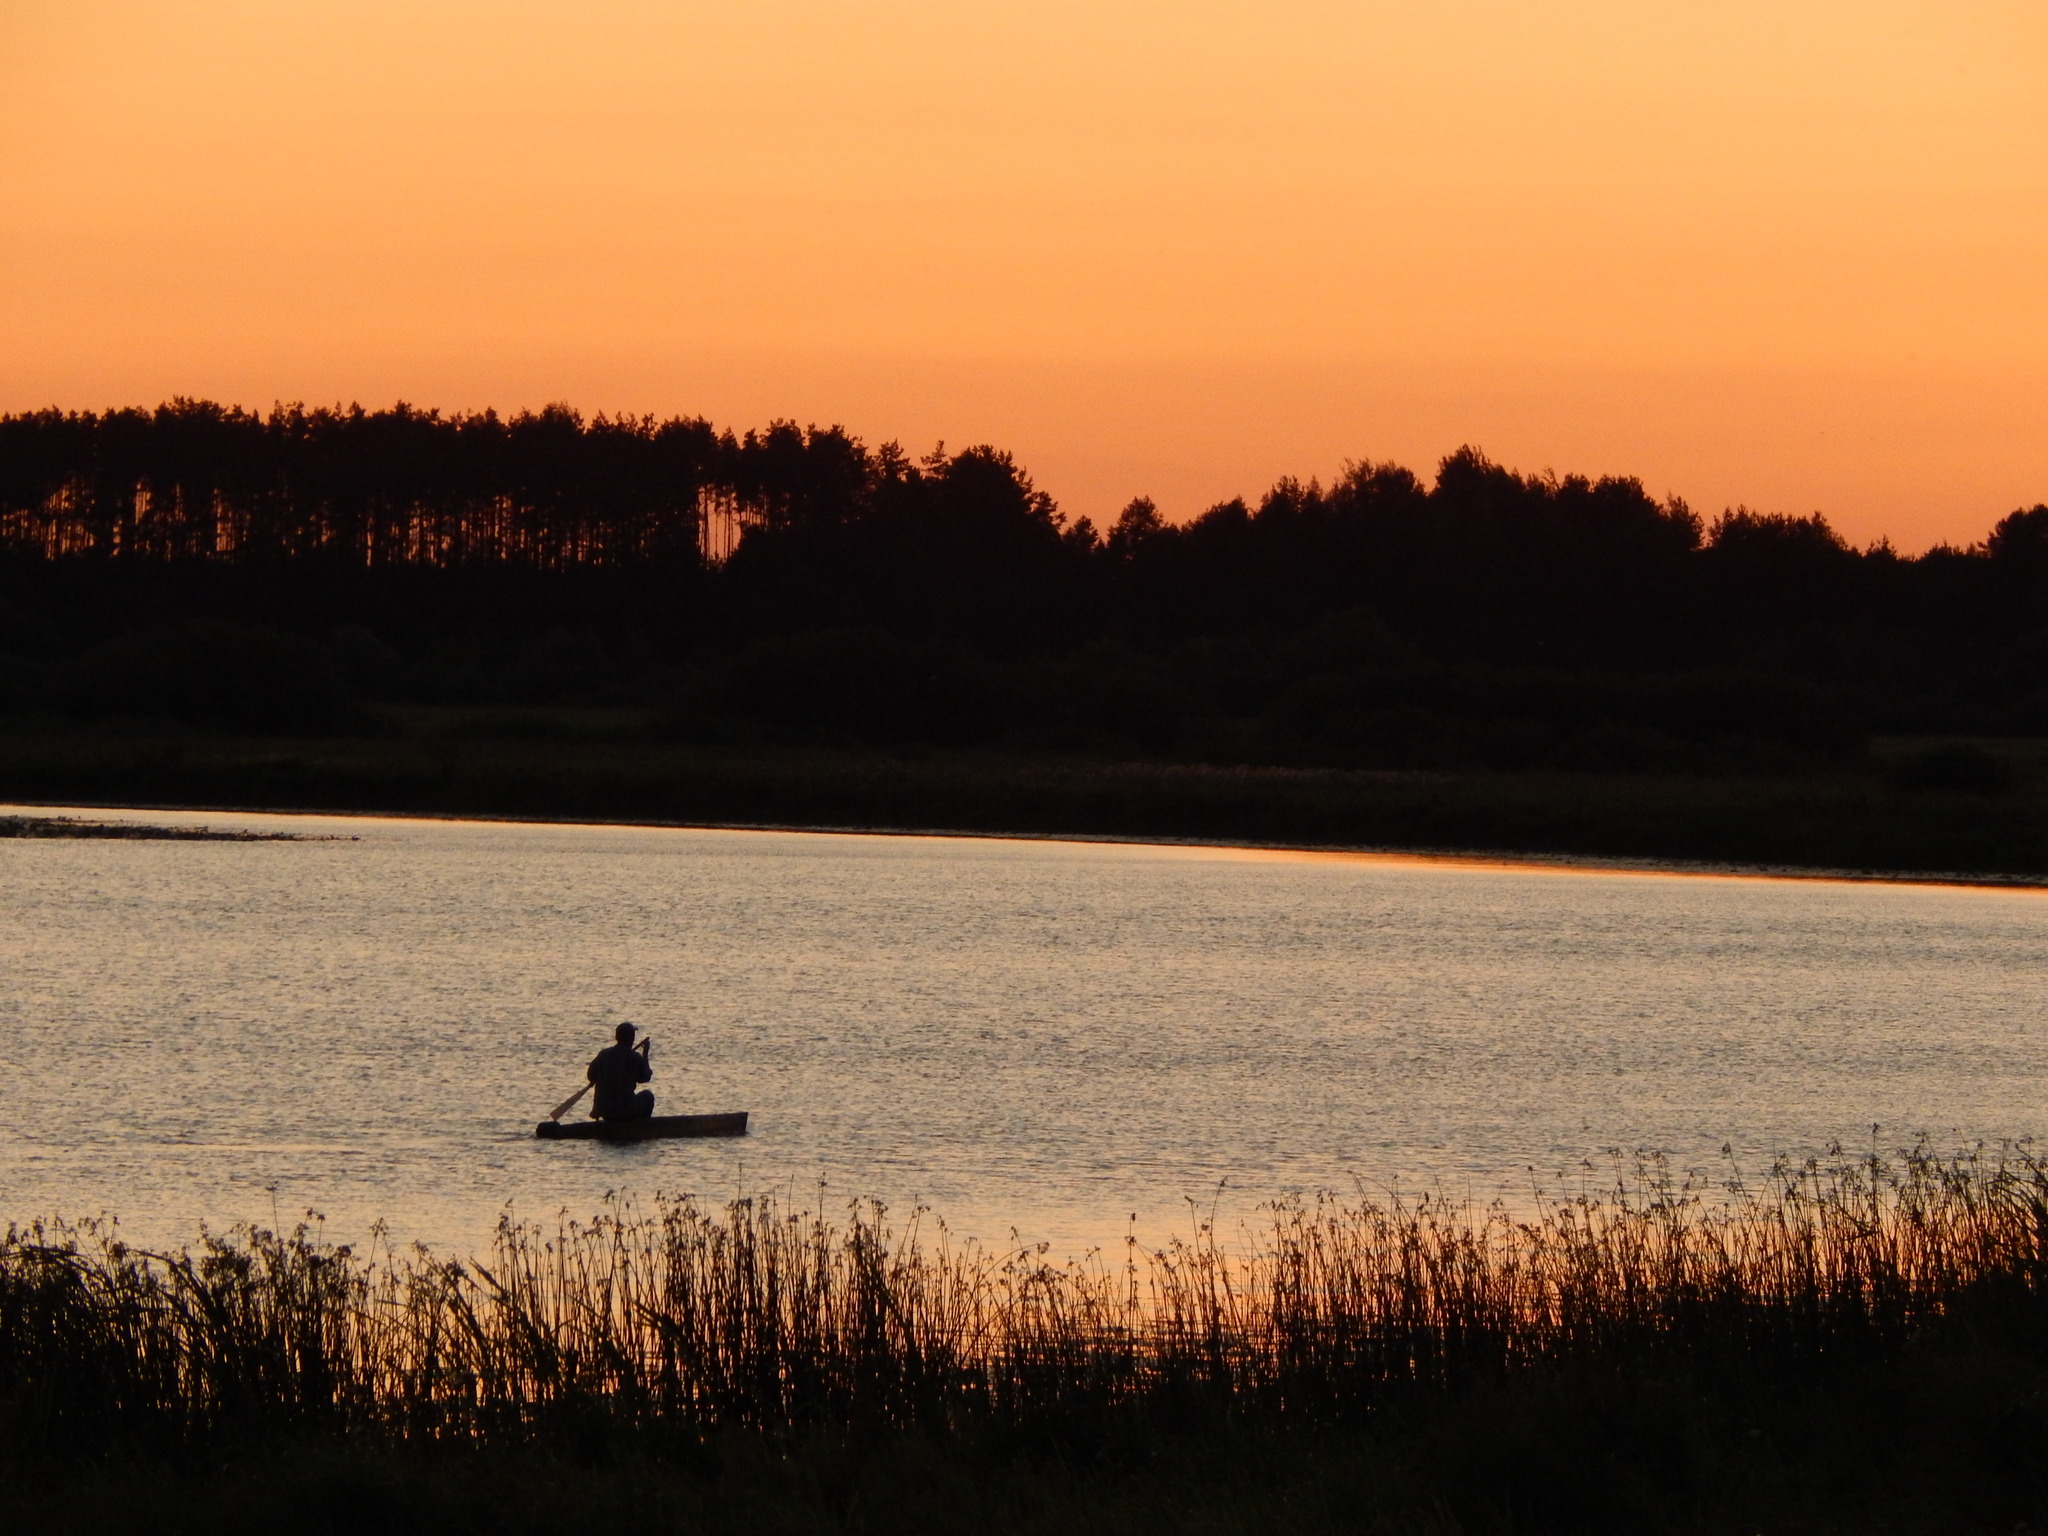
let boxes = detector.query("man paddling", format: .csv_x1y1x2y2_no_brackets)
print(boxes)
587,1021,654,1121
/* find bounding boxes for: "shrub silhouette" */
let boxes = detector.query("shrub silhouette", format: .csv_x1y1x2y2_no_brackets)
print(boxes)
1889,745,2013,795
51,621,351,734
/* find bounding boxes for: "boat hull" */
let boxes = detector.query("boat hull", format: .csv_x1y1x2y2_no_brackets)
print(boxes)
536,1111,748,1141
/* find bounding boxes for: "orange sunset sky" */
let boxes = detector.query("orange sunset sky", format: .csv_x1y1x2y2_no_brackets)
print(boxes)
2,0,2044,549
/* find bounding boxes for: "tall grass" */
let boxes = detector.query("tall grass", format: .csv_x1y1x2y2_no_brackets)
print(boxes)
4,1144,2043,1452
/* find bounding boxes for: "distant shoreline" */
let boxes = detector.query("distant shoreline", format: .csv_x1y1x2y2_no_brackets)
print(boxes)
8,778,2047,893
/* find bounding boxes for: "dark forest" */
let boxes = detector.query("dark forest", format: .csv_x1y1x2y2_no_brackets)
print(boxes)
4,399,2047,844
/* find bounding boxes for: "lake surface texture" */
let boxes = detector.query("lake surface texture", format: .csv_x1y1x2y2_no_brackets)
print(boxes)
4,807,2044,1258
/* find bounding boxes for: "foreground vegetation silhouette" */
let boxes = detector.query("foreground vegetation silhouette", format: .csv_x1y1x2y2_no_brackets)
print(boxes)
3,1145,2044,1532
4,400,2047,870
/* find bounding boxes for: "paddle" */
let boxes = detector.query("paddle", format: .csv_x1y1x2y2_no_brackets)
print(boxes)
545,1035,651,1121
546,1083,591,1122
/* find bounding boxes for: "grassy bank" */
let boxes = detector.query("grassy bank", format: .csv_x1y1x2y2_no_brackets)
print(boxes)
5,1148,2046,1532
3,714,2048,877
8,1396,2044,1536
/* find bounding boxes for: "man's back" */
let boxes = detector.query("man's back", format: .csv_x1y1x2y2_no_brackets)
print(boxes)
587,1041,653,1119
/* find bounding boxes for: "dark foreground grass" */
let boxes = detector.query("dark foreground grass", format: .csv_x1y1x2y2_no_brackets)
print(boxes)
7,1373,2048,1536
4,720,2048,876
5,1396,2037,1536
5,1147,2047,1533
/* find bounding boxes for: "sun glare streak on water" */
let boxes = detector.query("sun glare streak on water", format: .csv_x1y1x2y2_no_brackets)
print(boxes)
2,807,2043,1259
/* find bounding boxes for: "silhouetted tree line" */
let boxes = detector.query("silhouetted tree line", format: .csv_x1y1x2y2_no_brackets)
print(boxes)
3,399,2046,773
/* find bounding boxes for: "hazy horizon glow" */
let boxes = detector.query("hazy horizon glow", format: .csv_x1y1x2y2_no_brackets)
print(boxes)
4,1,2045,548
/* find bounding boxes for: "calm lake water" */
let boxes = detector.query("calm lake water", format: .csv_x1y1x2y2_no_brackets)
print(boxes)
3,805,2044,1259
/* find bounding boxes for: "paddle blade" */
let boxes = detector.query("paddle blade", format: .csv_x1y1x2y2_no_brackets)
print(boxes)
548,1082,592,1121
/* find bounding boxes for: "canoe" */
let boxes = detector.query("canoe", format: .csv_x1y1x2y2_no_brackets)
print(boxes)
535,1112,749,1142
